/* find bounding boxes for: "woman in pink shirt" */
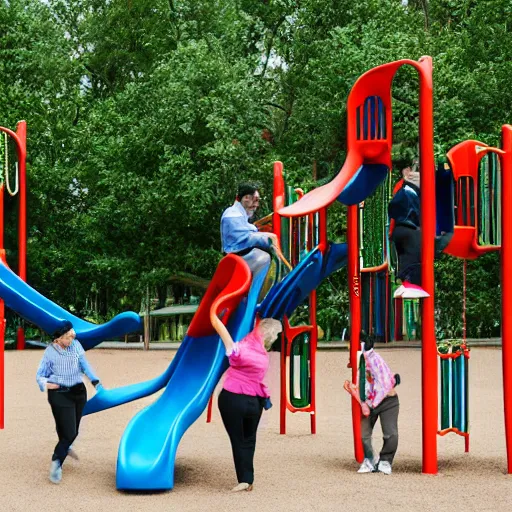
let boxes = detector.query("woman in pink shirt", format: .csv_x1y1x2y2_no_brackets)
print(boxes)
213,317,282,492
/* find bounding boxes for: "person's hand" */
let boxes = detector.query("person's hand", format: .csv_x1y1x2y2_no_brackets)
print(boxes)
46,383,60,390
267,233,278,246
92,380,102,390
361,402,371,417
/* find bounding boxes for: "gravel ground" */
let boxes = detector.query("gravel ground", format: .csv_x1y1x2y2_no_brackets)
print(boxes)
1,347,511,512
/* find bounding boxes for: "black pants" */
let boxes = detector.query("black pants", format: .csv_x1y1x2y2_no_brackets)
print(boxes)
361,395,399,464
392,225,421,285
218,389,263,485
47,383,87,465
392,226,454,286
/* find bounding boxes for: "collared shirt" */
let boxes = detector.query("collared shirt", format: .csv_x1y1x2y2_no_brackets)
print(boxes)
223,327,270,398
364,349,396,408
388,181,421,229
36,339,100,392
221,201,271,254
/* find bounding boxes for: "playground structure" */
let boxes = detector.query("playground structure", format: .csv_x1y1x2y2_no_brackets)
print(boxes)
0,121,27,430
0,54,511,490
271,162,326,434
277,56,512,475
0,121,143,430
437,140,504,451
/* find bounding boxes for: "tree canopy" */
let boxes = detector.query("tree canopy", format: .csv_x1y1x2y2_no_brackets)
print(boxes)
0,0,509,338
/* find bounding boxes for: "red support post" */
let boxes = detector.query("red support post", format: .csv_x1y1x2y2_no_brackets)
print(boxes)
16,121,27,351
273,162,288,435
206,394,213,423
0,299,4,430
0,123,27,351
309,290,317,434
0,168,4,428
501,124,512,473
279,328,287,435
417,57,438,475
347,204,364,463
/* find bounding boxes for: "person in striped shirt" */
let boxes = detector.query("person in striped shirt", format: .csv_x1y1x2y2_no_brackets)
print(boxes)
36,320,102,484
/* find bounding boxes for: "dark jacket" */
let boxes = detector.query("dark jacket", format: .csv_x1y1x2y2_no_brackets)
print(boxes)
388,181,420,229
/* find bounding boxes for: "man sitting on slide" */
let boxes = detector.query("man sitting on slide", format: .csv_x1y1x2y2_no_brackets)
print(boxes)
221,183,278,274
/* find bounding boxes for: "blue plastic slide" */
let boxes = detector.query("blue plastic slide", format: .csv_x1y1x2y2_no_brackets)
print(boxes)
83,336,190,415
114,255,268,490
0,261,142,349
258,242,348,320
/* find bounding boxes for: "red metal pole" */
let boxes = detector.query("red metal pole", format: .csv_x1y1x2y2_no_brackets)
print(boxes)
309,290,317,434
0,298,4,430
273,162,288,435
16,121,27,351
0,182,4,429
206,394,213,423
418,57,438,474
501,124,512,473
279,328,287,435
347,204,363,462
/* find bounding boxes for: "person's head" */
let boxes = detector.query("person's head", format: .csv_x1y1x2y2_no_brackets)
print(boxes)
52,321,75,348
360,331,374,352
400,158,420,187
236,183,261,218
257,318,283,351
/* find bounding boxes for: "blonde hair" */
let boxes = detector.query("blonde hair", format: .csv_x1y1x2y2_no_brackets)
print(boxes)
258,318,282,349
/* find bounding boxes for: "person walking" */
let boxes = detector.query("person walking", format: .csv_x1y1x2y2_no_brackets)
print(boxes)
36,320,102,484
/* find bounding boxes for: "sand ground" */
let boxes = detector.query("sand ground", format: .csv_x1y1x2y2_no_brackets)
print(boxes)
1,347,511,512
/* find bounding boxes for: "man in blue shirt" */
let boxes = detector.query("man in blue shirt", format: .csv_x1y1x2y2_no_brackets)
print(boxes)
221,183,277,273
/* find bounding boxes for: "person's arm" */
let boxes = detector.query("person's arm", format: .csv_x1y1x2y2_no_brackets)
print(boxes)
388,190,409,222
76,341,101,387
211,313,235,355
36,351,52,392
222,215,273,251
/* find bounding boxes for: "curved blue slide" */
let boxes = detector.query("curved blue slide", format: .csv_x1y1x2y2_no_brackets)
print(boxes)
258,242,348,320
113,258,268,490
0,261,142,349
83,336,190,415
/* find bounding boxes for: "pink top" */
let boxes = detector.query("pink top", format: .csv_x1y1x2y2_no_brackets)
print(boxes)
223,327,270,398
364,349,396,408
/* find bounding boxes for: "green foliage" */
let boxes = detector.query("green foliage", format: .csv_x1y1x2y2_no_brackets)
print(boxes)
0,0,506,337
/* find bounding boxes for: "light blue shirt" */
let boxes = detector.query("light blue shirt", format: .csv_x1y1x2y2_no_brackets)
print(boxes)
36,339,100,392
220,201,271,254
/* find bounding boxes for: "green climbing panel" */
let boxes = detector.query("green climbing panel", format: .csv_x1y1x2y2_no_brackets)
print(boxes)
289,332,311,408
438,344,469,433
478,152,501,246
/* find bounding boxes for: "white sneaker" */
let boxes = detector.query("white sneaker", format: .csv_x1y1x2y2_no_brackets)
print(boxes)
49,460,62,484
393,285,406,298
231,482,253,492
394,281,429,299
357,458,375,473
377,460,392,474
